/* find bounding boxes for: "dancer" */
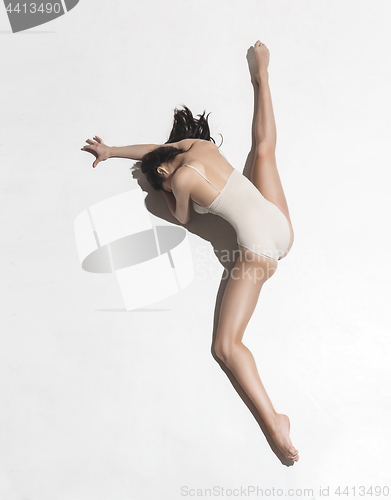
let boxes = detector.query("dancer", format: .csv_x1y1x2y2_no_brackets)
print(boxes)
81,41,298,462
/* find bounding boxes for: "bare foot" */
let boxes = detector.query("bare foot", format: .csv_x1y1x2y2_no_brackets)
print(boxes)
268,413,299,462
254,40,270,84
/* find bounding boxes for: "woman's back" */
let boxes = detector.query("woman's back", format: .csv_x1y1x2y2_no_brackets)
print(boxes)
176,139,235,208
176,139,291,262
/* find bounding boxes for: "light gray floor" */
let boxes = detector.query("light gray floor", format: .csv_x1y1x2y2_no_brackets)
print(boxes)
1,0,390,498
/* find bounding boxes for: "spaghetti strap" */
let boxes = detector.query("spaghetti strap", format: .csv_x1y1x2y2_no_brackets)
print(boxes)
182,164,221,193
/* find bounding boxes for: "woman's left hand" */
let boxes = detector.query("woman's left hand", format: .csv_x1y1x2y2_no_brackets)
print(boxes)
81,135,111,168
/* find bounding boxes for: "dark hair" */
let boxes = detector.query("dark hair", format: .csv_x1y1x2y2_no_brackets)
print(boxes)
140,106,219,191
165,106,216,144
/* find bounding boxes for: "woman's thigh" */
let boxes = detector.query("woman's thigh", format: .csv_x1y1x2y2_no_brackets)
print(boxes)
250,145,291,222
249,147,294,259
214,246,277,350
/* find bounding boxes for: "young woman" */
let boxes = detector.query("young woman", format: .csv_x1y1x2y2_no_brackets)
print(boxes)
81,41,299,462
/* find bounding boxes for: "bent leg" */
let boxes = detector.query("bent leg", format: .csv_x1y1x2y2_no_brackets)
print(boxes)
213,249,299,461
214,252,277,425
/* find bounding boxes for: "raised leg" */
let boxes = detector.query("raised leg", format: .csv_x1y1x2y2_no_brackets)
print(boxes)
213,252,299,462
250,41,294,255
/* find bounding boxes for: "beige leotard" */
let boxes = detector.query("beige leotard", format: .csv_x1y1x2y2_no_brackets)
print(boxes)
182,163,291,262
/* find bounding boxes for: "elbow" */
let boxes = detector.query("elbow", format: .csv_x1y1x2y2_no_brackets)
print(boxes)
179,216,190,225
174,211,190,225
183,212,191,224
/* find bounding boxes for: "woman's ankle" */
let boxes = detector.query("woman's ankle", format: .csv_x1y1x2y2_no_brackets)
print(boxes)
256,70,269,84
263,409,279,431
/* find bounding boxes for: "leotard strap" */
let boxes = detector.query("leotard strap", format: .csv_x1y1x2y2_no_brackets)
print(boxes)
182,164,221,193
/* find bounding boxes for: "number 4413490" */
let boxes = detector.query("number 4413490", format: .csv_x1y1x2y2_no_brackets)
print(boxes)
5,3,61,14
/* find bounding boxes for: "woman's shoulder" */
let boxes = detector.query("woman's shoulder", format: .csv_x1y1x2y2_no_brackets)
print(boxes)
172,161,205,192
176,138,218,151
176,159,205,177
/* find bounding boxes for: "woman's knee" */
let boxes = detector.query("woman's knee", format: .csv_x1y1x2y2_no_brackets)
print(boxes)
255,141,276,161
214,339,239,365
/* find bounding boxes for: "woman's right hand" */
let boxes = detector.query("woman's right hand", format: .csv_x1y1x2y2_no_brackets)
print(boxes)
81,135,111,168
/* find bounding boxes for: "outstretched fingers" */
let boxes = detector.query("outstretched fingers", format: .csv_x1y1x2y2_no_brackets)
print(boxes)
81,144,97,155
81,136,102,168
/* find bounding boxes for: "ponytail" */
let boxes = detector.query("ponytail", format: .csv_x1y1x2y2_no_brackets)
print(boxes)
165,106,216,144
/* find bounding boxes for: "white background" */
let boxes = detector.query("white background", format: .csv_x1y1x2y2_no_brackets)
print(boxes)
1,1,390,499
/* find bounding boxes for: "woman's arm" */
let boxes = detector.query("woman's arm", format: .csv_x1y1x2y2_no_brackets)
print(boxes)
109,138,197,160
161,190,177,218
82,136,195,168
109,144,160,161
160,169,192,224
160,176,191,225
82,136,164,167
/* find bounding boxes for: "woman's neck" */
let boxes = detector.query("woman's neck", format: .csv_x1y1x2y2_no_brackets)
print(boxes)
170,151,186,172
